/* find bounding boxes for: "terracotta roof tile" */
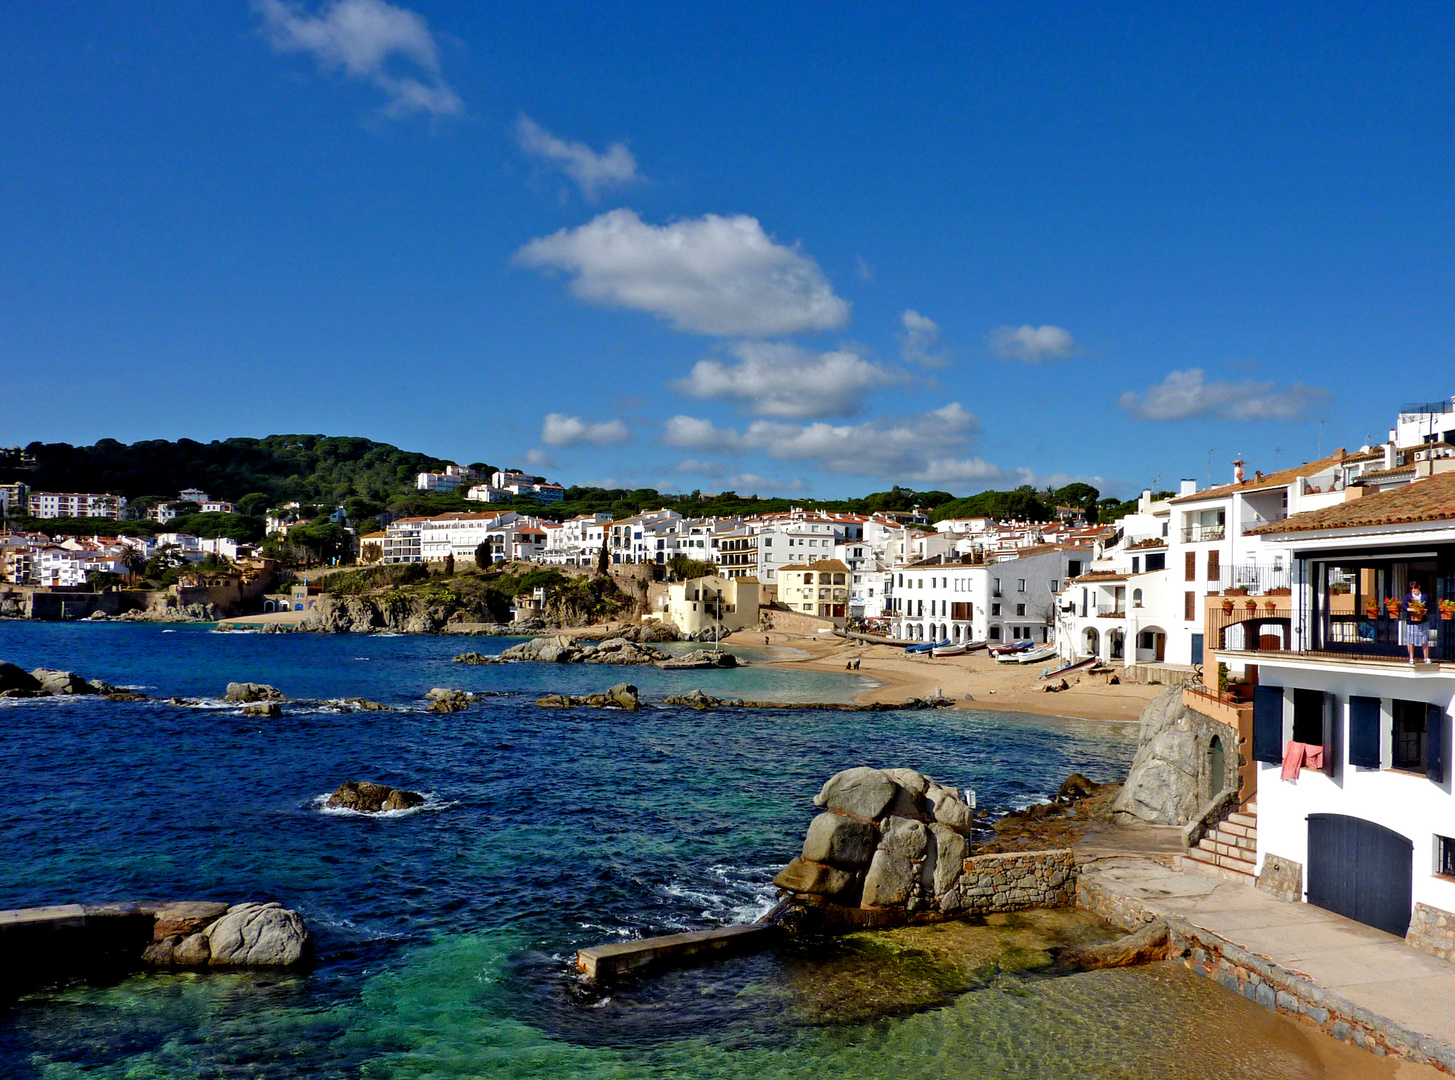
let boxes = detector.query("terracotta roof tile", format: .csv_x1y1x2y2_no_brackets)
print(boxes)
1246,471,1455,535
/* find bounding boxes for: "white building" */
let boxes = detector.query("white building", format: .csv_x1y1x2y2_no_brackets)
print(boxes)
416,465,480,493
539,513,611,566
889,547,1090,645
27,492,127,520
1211,465,1455,945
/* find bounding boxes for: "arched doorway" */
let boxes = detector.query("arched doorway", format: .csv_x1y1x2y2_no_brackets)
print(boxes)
1084,627,1100,657
1208,734,1227,800
1109,628,1125,661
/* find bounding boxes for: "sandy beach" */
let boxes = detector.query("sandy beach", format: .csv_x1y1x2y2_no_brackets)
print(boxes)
753,611,1161,723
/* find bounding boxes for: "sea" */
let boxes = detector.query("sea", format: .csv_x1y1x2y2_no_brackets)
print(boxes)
0,623,1378,1078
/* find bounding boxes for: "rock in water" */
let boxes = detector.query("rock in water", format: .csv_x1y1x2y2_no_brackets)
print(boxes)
425,688,471,713
452,652,500,665
326,781,425,813
0,663,42,694
225,682,284,703
206,902,310,967
605,683,640,710
30,669,98,695
1052,920,1171,970
243,702,282,718
773,858,855,897
148,900,230,939
1058,773,1101,800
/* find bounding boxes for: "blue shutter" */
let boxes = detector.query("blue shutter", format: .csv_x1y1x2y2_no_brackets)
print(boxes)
1428,704,1446,785
1349,696,1381,769
1253,686,1284,764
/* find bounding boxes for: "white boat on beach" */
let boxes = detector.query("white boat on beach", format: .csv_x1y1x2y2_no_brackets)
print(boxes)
1015,645,1058,665
931,643,968,658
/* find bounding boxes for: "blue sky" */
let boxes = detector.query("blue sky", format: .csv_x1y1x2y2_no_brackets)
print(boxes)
4,3,1453,499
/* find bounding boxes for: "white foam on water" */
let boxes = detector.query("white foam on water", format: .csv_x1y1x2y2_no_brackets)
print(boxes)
310,791,456,819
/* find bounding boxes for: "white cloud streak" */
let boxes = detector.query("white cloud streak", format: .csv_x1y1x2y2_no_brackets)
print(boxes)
1118,368,1332,421
515,209,850,337
990,324,1077,363
253,0,460,117
662,403,1003,483
899,309,948,368
676,342,905,419
540,413,631,447
516,116,639,201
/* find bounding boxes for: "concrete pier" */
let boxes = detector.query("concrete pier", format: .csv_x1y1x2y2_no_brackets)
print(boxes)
576,923,779,985
0,903,154,994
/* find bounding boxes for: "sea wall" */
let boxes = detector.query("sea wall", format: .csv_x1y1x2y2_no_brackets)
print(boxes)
1407,903,1455,963
952,850,1076,915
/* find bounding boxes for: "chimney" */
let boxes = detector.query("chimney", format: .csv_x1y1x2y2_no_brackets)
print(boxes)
1384,441,1396,470
1232,458,1245,484
1179,479,1197,497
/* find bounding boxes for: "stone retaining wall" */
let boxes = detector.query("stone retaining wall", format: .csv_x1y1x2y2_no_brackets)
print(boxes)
1077,869,1455,1074
951,850,1076,915
1408,903,1455,963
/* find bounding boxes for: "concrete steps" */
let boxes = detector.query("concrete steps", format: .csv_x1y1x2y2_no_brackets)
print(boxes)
1185,803,1258,884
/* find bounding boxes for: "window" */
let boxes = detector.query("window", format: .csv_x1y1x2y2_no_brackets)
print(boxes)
1185,552,1196,581
1292,688,1325,746
1207,550,1220,580
1394,700,1428,772
1017,578,1026,592
1438,835,1455,878
1184,591,1196,620
1133,588,1143,608
991,603,1001,616
1146,553,1166,572
1050,579,1059,593
1132,557,1140,574
989,626,1002,641
993,577,1001,592
1015,603,1026,616
1068,560,1082,576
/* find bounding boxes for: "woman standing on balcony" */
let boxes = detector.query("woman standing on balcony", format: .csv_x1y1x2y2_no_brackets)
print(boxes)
1405,580,1433,664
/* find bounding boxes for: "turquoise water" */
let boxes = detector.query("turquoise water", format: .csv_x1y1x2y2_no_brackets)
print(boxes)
0,624,1360,1078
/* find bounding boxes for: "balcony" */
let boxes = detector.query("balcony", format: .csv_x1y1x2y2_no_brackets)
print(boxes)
1181,524,1226,543
1205,600,1455,665
1095,606,1127,619
1213,564,1292,595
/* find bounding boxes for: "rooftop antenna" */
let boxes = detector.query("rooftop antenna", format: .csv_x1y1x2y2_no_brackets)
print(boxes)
1317,417,1329,458
1206,447,1217,488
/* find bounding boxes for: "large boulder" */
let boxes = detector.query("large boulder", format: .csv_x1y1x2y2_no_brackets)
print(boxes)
146,900,230,939
928,788,975,836
224,682,284,703
605,683,640,710
860,848,916,908
243,702,282,718
0,663,41,693
772,857,855,898
1112,687,1227,825
802,812,879,868
425,688,471,714
930,823,967,898
452,652,501,665
326,781,425,813
813,767,899,821
206,902,310,967
878,816,929,861
31,669,98,695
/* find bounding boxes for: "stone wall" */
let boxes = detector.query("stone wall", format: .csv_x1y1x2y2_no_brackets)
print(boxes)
950,850,1076,915
1077,868,1455,1074
1407,903,1455,963
1256,854,1303,903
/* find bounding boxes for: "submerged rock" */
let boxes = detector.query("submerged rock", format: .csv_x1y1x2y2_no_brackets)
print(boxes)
326,780,425,813
452,651,502,665
535,683,641,710
656,649,738,670
225,682,284,703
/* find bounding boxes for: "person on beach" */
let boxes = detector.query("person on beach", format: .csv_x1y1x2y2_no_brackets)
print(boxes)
1405,580,1432,664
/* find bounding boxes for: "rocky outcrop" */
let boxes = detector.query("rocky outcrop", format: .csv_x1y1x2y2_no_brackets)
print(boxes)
205,902,311,967
225,682,284,704
1052,919,1170,970
0,663,139,700
31,669,99,696
578,622,679,644
498,636,668,665
335,697,392,712
0,663,41,694
535,683,640,710
659,690,955,712
243,702,283,718
656,649,738,670
772,767,977,920
1112,687,1238,826
452,651,503,665
425,688,473,713
301,595,458,635
325,781,425,812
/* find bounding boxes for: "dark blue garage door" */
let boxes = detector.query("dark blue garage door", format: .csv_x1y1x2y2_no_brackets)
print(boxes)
1306,814,1413,937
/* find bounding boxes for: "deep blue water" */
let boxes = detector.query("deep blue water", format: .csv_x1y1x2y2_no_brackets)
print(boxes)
0,623,1352,1079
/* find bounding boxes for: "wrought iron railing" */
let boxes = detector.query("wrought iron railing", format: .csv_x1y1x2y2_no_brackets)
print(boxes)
1181,524,1226,543
1214,564,1293,595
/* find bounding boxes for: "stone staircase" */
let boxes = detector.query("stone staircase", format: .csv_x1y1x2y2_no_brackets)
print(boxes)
1185,802,1258,884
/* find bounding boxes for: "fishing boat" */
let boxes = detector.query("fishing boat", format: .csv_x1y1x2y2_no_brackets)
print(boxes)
988,641,1032,658
931,643,968,658
1015,645,1059,665
1040,656,1098,680
904,639,949,654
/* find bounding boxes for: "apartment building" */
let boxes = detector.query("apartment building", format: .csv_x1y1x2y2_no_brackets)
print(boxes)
778,559,851,623
27,492,127,520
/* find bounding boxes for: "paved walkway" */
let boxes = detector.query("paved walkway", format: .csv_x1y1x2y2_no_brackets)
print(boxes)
1081,856,1455,1061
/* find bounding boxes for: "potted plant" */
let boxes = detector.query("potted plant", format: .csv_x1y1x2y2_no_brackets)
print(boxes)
1263,599,1277,612
1441,599,1455,621
1409,597,1428,624
1364,600,1380,620
1244,598,1257,613
1221,598,1234,614
1386,597,1402,619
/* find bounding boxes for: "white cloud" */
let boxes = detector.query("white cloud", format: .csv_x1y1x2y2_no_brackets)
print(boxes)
676,342,904,419
662,403,1002,483
899,309,948,368
523,448,557,468
254,0,461,116
1118,368,1332,421
990,324,1077,363
516,116,639,201
540,413,631,447
856,256,874,283
514,209,850,336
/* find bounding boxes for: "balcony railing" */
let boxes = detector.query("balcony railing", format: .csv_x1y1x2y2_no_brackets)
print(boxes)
1205,602,1455,664
1181,524,1226,543
1095,606,1126,618
1214,564,1292,595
